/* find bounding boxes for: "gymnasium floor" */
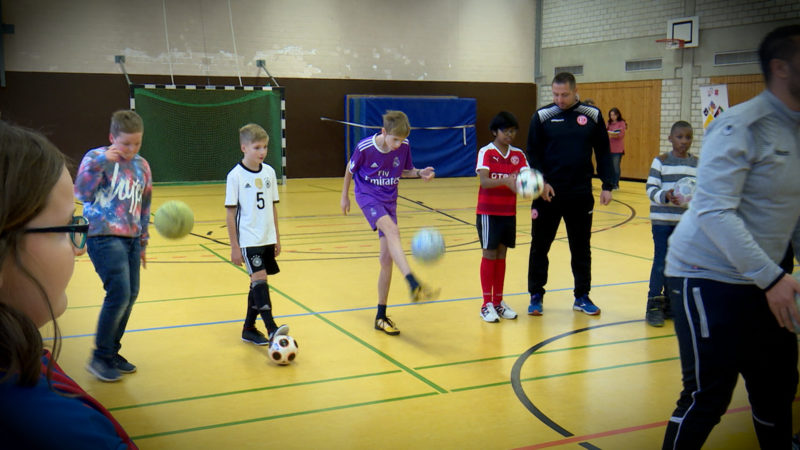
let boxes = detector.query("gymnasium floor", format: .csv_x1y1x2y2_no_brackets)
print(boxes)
54,177,798,449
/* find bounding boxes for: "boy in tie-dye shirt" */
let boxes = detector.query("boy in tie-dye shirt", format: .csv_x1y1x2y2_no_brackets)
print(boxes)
75,110,152,383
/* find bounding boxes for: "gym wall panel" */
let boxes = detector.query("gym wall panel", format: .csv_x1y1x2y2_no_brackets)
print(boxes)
0,72,537,179
574,80,662,181
710,74,764,107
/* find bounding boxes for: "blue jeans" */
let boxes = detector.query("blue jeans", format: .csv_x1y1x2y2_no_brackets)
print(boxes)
610,153,622,188
87,236,141,361
648,224,675,299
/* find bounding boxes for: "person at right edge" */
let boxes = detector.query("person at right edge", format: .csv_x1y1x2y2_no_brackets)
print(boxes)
525,72,614,317
662,24,800,449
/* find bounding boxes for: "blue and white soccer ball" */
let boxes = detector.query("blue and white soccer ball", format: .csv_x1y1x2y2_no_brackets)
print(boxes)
673,176,697,207
515,169,544,199
411,228,446,263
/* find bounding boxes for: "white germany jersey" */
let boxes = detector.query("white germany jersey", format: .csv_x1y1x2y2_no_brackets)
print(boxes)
225,162,279,248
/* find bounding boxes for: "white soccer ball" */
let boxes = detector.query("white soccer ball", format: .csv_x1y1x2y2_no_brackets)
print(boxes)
411,227,446,263
673,176,697,207
269,335,299,365
515,169,544,199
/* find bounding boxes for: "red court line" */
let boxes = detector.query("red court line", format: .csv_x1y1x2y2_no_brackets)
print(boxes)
515,405,756,449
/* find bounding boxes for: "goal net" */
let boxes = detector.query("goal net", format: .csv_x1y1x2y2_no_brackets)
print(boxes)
131,85,285,183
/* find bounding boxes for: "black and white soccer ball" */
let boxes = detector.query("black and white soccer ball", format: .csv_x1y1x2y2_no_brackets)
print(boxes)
269,335,299,365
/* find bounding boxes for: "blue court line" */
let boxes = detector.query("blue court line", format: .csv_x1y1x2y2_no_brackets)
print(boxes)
53,279,649,341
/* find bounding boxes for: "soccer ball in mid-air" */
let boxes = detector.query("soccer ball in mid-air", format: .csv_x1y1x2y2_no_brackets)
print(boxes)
411,228,446,263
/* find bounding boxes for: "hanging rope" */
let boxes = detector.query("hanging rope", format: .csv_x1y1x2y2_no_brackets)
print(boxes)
161,0,175,85
227,0,243,87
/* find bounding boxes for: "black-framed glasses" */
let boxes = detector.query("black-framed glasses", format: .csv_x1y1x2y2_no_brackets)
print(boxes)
25,216,89,249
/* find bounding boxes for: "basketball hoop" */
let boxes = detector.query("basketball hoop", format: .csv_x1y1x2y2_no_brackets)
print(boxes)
656,38,686,50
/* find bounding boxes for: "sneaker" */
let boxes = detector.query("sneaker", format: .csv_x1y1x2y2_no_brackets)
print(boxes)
375,317,400,335
480,303,500,323
268,324,290,344
495,301,518,320
528,294,543,316
242,327,269,346
573,295,601,315
410,283,441,302
86,357,121,382
113,354,137,373
646,296,665,327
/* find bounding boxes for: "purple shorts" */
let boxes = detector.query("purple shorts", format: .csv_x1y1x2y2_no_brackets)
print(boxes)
360,201,397,237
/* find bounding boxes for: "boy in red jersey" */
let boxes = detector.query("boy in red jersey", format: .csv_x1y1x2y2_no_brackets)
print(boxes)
475,111,529,322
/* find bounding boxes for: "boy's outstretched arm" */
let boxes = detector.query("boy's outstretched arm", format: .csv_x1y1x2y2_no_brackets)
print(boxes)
341,168,353,215
418,166,435,181
402,167,434,180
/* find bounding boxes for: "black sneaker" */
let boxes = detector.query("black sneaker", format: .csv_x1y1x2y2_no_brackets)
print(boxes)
646,297,665,327
86,357,121,382
113,354,137,374
242,327,269,346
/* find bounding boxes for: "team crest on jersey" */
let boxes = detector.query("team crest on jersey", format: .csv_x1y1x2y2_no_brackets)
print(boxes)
577,115,588,126
511,155,520,165
393,157,400,167
255,178,263,189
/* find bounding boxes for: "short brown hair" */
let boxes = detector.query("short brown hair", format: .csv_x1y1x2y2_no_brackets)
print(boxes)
239,123,269,145
110,110,144,137
552,72,577,90
382,110,410,137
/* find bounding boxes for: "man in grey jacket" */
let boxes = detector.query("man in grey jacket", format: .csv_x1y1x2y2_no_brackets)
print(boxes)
662,25,800,449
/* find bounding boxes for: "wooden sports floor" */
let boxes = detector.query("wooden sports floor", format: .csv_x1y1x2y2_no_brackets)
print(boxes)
54,177,798,449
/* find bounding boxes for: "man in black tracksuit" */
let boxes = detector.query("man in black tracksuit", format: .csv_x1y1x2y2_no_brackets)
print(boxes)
525,72,614,317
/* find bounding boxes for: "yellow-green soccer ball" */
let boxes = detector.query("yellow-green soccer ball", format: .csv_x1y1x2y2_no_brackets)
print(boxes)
154,200,194,239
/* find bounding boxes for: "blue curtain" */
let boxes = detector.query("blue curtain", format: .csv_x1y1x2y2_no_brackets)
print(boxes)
346,96,477,177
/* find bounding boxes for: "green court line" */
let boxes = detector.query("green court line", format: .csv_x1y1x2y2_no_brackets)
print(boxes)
200,244,448,394
450,356,680,392
66,292,246,310
109,370,401,411
413,334,676,370
132,391,439,441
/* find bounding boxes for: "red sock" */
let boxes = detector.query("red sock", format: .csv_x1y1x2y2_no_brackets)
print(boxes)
493,258,506,304
480,257,495,305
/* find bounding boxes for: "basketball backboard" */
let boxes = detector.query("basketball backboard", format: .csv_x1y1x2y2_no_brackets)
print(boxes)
667,16,699,48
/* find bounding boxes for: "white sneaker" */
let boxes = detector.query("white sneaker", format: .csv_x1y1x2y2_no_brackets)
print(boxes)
495,301,518,320
480,303,500,323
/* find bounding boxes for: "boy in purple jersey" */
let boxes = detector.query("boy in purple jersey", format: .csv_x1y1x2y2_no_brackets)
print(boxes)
340,110,437,335
75,110,152,382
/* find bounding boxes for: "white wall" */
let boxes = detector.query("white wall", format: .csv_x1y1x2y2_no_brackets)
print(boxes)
3,0,537,83
537,0,800,153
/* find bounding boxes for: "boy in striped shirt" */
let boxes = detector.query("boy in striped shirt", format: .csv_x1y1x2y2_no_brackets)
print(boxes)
645,120,697,327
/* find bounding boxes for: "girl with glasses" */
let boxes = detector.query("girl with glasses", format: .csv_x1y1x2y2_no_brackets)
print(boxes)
0,121,136,448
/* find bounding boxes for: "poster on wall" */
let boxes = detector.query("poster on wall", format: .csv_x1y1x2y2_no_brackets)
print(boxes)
700,84,729,129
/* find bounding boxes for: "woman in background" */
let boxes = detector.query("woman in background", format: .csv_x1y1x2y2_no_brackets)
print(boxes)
607,107,627,189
